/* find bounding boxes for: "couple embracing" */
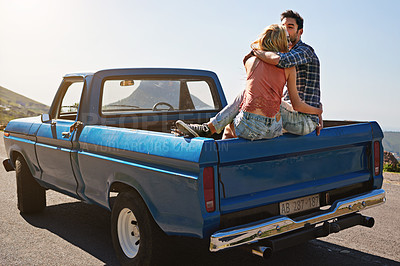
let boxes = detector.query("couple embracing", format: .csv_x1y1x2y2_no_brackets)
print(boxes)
177,10,323,140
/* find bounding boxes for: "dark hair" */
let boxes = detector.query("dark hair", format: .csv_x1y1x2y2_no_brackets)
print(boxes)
280,10,304,30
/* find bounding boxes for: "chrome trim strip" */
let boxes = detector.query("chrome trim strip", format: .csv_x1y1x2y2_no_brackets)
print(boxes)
210,189,386,252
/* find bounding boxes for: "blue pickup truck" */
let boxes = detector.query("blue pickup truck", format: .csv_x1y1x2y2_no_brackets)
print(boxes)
3,68,386,265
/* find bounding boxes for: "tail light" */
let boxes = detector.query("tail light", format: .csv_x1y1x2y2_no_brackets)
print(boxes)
374,141,380,176
203,167,215,212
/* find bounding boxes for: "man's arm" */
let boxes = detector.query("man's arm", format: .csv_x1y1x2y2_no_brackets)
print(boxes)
252,50,280,65
316,103,323,136
316,114,323,136
276,45,313,68
253,44,313,68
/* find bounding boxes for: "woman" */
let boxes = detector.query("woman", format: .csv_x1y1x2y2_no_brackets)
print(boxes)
223,24,322,140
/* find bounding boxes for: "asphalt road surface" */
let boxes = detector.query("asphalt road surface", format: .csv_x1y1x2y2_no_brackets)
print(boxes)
1,131,399,265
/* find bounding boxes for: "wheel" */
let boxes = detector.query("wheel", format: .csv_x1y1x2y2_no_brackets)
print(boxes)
15,155,46,213
111,191,166,266
152,102,174,111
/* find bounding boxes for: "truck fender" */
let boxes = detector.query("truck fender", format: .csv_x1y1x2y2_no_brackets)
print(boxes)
107,179,161,230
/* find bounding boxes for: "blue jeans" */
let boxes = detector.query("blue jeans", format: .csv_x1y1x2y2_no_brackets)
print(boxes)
280,102,318,135
210,90,318,135
209,90,244,134
233,110,282,140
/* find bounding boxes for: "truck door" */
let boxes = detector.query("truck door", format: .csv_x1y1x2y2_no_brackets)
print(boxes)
35,78,84,197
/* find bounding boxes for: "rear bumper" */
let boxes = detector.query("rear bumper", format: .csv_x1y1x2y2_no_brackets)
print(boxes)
210,189,385,252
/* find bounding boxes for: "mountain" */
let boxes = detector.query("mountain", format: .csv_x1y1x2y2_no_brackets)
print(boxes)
383,131,400,161
0,86,49,126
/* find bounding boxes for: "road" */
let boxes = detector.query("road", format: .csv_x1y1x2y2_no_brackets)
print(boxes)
0,131,399,265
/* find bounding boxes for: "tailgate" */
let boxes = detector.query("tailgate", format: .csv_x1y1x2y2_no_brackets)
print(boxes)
216,122,381,214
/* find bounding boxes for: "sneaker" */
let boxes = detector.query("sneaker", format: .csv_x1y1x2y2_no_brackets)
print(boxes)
175,120,211,138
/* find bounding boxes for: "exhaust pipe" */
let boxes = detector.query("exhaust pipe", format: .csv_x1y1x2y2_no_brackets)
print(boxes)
251,246,273,259
361,216,375,228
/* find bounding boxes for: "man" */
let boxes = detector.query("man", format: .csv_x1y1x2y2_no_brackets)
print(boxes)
176,10,323,138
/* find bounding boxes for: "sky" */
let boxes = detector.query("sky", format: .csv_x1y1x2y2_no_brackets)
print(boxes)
1,0,399,131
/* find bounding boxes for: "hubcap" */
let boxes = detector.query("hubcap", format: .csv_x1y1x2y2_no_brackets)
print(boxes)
117,208,140,258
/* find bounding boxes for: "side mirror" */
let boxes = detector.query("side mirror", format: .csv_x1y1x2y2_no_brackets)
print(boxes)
41,113,51,123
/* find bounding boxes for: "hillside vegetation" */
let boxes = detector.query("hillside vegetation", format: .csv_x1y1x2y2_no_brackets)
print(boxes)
383,132,400,154
0,85,49,125
383,131,400,162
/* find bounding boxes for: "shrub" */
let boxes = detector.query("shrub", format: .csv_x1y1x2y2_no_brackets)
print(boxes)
383,163,400,173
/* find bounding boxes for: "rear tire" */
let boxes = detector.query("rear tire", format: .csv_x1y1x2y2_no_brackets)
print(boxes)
15,155,46,213
111,191,167,266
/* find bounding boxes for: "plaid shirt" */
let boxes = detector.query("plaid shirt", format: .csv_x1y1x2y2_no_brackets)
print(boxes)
277,40,321,123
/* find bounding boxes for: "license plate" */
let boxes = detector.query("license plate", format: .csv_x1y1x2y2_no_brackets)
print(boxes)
280,194,320,215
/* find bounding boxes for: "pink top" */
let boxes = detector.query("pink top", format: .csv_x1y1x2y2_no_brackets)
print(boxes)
240,59,286,117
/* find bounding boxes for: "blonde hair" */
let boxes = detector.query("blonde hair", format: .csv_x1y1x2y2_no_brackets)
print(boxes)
251,24,289,53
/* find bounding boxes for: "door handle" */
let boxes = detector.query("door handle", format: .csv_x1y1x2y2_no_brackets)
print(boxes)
63,121,83,139
62,132,71,138
69,121,84,132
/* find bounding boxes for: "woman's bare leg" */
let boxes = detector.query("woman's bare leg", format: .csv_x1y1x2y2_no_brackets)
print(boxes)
222,123,237,139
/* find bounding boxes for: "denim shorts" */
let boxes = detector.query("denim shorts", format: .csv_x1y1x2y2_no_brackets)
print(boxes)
233,110,282,140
